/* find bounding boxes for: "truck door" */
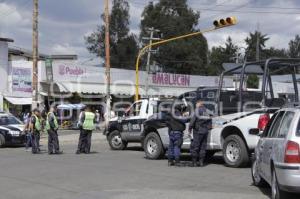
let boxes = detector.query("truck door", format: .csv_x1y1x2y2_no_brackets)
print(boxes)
121,101,145,141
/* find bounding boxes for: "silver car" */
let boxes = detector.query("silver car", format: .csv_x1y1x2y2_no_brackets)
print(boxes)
251,108,300,199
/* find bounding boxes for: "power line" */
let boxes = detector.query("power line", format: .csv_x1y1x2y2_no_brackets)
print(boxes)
129,0,300,10
128,0,300,15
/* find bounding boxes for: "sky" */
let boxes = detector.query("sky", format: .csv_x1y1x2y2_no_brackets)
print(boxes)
0,0,299,62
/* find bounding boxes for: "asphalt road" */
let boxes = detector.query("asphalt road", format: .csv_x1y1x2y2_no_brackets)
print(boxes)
0,131,296,199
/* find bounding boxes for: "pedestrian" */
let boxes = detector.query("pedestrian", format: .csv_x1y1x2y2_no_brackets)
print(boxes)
95,110,101,131
30,109,42,154
76,108,85,154
45,105,62,155
24,112,32,152
163,106,188,166
189,100,213,167
76,106,95,154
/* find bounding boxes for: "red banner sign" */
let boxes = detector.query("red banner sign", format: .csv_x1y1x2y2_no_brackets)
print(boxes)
152,73,190,86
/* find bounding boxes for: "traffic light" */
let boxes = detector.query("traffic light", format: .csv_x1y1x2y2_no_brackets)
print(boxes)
213,17,237,28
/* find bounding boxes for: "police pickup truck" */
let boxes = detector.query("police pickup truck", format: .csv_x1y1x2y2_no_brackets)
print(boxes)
142,59,300,168
105,98,172,150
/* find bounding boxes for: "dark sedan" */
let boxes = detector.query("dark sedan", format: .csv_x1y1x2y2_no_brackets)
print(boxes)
0,113,26,147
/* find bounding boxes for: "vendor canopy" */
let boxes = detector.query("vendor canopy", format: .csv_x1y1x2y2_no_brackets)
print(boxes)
4,96,32,105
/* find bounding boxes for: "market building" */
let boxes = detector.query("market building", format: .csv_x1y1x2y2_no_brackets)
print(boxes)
7,37,300,117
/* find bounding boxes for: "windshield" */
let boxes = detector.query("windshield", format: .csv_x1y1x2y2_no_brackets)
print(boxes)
0,116,23,125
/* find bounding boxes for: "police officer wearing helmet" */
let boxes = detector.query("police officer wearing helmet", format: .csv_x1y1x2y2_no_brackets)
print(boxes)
30,108,42,154
46,105,62,155
189,100,212,167
76,106,95,154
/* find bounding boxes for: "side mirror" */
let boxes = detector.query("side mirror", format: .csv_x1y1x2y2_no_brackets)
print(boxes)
249,128,260,136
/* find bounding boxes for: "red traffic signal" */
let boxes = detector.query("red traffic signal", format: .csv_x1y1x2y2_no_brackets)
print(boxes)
213,17,237,28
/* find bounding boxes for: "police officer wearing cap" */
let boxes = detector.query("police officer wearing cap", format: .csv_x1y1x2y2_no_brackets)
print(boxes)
76,106,96,154
46,106,62,155
189,100,212,167
30,108,42,154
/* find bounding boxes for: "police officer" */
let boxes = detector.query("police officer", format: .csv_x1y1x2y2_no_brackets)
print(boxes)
30,109,42,154
76,108,85,154
46,106,62,155
189,100,212,167
164,106,188,166
76,106,95,154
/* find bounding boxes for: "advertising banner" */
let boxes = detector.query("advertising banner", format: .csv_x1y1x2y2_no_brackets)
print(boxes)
12,67,32,93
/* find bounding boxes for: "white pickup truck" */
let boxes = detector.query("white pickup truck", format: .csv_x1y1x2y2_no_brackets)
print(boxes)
142,58,300,168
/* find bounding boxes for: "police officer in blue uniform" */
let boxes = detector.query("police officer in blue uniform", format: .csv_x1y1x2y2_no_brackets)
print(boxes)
189,100,212,167
163,106,188,167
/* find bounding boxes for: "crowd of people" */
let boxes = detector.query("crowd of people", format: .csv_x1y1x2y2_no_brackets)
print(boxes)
21,99,212,168
23,105,98,155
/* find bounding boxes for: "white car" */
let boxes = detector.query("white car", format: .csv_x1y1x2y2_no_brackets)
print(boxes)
251,108,300,199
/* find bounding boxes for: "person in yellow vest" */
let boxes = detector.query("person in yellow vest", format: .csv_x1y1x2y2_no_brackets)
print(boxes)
46,106,62,155
76,106,95,154
30,108,42,154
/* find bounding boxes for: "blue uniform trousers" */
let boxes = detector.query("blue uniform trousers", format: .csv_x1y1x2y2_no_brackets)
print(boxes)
168,131,183,160
190,132,208,160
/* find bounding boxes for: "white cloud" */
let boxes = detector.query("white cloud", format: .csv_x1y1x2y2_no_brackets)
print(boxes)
50,44,77,55
1,0,300,59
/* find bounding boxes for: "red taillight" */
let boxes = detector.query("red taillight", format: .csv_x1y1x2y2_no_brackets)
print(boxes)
284,141,300,164
258,114,270,131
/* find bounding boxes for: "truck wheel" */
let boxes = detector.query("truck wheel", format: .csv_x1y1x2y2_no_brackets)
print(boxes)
144,132,164,160
108,130,127,150
0,134,5,148
223,135,249,167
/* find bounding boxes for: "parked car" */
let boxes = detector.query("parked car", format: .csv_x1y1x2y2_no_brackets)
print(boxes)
251,108,300,199
0,112,26,147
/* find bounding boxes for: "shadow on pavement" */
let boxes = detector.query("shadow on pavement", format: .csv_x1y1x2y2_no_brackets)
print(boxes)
254,185,300,199
125,146,144,152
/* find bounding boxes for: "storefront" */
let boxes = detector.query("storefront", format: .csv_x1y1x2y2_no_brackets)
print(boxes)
39,62,233,103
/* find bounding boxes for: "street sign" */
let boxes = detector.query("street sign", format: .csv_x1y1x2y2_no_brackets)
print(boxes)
45,58,53,82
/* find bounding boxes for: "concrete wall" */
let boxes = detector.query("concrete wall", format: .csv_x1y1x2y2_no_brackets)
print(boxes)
0,41,8,94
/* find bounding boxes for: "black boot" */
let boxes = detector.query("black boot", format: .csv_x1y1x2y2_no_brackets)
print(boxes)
198,159,204,167
191,158,197,167
175,159,181,167
168,159,175,166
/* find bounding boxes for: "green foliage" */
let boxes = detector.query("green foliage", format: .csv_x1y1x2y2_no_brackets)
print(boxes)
140,0,208,75
208,37,238,75
288,35,300,58
247,75,259,89
85,0,138,69
264,47,288,58
245,31,269,61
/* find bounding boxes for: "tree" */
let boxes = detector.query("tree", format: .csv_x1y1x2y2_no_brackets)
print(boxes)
288,35,300,58
208,37,238,75
85,0,138,69
140,0,208,75
245,31,269,61
264,47,287,58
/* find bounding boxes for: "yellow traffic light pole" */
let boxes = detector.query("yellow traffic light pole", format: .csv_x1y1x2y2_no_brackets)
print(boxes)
135,17,237,101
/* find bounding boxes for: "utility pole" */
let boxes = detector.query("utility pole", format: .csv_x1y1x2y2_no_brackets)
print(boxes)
32,0,39,109
256,22,260,61
104,0,111,123
142,27,160,98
